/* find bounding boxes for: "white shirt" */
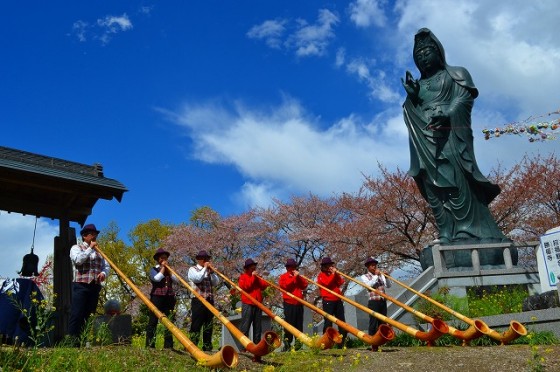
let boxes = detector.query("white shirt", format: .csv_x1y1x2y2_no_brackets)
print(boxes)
360,272,391,300
187,264,219,287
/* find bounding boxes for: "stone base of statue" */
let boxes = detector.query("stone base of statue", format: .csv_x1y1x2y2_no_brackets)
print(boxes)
419,240,518,271
385,241,542,328
416,240,540,298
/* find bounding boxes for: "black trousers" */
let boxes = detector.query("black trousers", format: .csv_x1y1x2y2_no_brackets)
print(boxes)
239,303,262,344
322,300,347,342
283,302,304,345
189,297,214,351
146,295,176,348
368,299,387,335
68,282,102,337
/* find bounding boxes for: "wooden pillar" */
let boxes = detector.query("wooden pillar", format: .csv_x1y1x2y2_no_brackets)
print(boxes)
53,218,75,341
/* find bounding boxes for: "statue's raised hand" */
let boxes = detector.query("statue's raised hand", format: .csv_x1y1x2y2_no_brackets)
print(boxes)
401,71,419,99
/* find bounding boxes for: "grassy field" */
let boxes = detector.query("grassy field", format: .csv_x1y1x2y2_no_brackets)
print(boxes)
2,343,560,372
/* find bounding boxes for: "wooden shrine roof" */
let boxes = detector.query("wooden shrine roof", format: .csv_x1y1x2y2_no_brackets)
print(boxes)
0,146,127,224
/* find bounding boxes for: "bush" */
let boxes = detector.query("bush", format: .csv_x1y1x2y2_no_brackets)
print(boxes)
511,331,559,345
413,286,469,321
385,331,423,347
467,285,527,317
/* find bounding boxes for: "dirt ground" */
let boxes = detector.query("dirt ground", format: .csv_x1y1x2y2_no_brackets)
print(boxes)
235,344,560,371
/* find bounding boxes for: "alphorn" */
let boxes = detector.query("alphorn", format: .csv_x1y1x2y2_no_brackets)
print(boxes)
337,269,480,344
94,247,238,369
384,272,527,345
163,263,281,358
300,273,448,345
255,274,394,347
209,264,342,350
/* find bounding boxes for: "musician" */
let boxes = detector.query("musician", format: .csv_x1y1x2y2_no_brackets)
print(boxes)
146,248,178,349
187,250,219,351
360,257,391,351
317,256,347,347
238,258,269,350
68,223,109,342
279,258,308,351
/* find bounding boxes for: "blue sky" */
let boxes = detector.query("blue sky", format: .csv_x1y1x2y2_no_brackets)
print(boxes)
1,0,558,277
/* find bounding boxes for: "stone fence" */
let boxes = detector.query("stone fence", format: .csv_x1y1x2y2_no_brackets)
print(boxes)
420,241,541,297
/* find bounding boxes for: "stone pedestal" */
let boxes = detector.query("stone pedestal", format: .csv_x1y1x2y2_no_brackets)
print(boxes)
419,241,520,272
419,241,540,296
384,241,542,327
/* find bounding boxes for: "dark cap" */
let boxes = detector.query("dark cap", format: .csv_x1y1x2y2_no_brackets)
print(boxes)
320,256,335,266
153,248,171,261
244,258,257,268
80,224,100,236
195,250,211,259
364,257,379,267
285,258,298,267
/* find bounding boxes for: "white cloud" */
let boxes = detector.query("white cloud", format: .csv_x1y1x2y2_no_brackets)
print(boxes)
235,182,279,209
335,47,346,67
0,213,58,278
346,58,401,103
169,97,410,209
246,19,287,49
247,9,339,58
289,9,340,57
97,14,133,45
379,112,409,139
348,0,388,28
71,13,133,45
72,20,88,42
97,14,133,33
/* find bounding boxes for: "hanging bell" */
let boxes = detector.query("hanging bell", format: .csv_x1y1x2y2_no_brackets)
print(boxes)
19,248,40,277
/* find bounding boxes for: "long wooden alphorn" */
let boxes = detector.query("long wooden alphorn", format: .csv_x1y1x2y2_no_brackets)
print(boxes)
94,247,238,368
209,264,342,350
384,272,527,345
163,263,281,357
256,274,394,347
300,273,448,345
336,269,489,344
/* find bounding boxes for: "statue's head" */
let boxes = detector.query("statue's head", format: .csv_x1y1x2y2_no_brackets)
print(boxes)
413,28,445,76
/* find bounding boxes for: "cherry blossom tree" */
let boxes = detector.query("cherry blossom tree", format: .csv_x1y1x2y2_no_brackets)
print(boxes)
139,154,560,305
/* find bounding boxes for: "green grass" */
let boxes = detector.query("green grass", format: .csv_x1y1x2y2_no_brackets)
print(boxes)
0,341,372,372
2,283,556,371
2,330,557,371
0,344,212,372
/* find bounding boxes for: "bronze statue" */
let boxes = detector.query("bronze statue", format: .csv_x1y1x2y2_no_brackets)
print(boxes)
402,28,508,251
